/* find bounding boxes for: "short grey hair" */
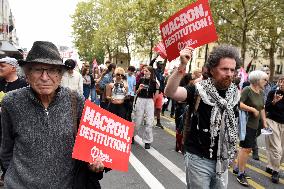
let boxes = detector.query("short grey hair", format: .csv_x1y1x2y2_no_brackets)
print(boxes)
248,70,268,84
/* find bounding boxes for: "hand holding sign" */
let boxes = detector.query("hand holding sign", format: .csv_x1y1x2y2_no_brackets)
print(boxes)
160,0,218,61
72,100,135,172
180,46,194,66
89,157,104,173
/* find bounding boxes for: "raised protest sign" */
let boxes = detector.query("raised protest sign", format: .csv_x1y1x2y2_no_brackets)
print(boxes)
153,41,167,59
160,0,218,61
72,100,135,172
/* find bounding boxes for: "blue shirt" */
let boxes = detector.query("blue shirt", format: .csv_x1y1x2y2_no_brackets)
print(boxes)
127,74,136,96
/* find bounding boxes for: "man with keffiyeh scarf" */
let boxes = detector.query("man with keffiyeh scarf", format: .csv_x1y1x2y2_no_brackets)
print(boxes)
165,45,241,189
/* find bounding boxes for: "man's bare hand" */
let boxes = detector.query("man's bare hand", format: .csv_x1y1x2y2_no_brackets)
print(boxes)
180,47,194,66
89,157,104,172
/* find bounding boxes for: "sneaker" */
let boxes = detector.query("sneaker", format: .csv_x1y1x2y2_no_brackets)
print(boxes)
265,167,273,174
237,173,249,187
145,143,151,149
261,127,273,135
233,168,238,175
156,122,164,129
271,171,279,184
233,169,251,179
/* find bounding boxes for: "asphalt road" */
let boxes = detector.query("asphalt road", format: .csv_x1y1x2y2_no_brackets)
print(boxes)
100,111,284,189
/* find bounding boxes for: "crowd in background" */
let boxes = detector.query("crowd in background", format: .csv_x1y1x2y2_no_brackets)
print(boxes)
0,42,283,188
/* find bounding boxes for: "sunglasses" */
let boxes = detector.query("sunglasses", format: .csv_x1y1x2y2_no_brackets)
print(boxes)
116,74,124,77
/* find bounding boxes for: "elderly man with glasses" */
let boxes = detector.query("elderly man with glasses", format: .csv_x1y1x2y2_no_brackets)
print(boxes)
0,41,105,189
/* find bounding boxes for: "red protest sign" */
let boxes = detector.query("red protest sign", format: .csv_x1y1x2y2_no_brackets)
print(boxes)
153,41,167,59
72,100,135,172
160,0,218,61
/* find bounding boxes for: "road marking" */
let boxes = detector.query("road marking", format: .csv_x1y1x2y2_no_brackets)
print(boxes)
134,135,187,185
229,168,265,189
246,164,284,184
161,115,284,185
257,153,284,168
163,127,176,137
255,156,284,171
129,153,165,189
162,115,175,122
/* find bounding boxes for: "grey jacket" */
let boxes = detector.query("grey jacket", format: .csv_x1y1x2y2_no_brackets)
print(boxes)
0,86,84,189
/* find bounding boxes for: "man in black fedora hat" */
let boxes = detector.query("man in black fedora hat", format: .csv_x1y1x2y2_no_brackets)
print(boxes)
0,41,105,188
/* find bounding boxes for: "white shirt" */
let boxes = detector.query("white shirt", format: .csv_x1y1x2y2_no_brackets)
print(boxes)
61,71,83,95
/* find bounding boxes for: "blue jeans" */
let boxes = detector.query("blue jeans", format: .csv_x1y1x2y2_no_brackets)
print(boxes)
184,152,228,189
83,85,91,100
90,87,100,105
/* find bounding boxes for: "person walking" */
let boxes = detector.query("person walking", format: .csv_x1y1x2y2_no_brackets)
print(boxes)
235,70,271,187
165,45,241,189
98,63,116,109
0,57,28,186
61,59,83,95
125,66,136,121
264,76,284,183
134,66,158,149
82,66,93,100
0,41,105,189
105,67,128,119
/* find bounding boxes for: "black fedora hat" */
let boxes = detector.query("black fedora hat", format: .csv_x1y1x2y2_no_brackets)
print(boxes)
18,41,64,66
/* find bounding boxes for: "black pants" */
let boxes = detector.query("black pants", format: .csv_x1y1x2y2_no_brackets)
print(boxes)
108,103,127,119
124,96,135,122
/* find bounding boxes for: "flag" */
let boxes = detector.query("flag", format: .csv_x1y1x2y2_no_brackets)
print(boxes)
153,41,167,59
238,67,248,89
246,59,253,73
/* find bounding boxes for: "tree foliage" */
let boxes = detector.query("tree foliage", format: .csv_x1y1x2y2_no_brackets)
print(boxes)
71,0,284,71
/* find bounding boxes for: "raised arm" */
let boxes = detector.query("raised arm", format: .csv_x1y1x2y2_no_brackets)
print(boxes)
164,47,193,102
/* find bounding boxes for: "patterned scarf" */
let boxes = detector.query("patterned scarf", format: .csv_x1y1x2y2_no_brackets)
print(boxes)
196,78,240,174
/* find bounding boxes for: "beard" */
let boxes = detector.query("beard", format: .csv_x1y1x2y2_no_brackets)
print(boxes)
214,77,233,90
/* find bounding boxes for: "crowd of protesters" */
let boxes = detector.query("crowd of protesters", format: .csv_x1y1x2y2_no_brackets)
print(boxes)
0,41,283,189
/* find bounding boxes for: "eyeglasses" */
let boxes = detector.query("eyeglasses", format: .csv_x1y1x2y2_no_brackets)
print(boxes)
116,74,124,77
30,67,62,77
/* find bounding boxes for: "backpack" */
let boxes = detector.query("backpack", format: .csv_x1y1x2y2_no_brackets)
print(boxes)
181,94,201,151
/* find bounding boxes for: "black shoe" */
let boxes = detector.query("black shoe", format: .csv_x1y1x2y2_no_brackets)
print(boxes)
271,171,279,184
237,174,249,187
252,148,260,160
233,168,238,175
145,143,151,149
170,114,174,118
156,122,164,129
161,112,164,116
265,167,273,174
233,169,251,179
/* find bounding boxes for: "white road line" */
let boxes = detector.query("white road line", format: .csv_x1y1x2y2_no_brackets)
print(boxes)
134,135,187,185
129,153,165,189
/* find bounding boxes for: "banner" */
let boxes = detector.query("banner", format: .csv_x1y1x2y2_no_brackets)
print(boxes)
153,41,167,59
72,100,135,172
160,0,218,61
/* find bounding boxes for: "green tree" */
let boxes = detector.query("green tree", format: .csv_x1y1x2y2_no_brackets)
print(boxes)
71,0,103,64
250,0,284,80
211,0,272,65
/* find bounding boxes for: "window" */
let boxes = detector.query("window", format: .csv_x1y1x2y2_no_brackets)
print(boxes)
278,48,284,58
276,64,283,74
250,65,256,72
198,48,202,58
